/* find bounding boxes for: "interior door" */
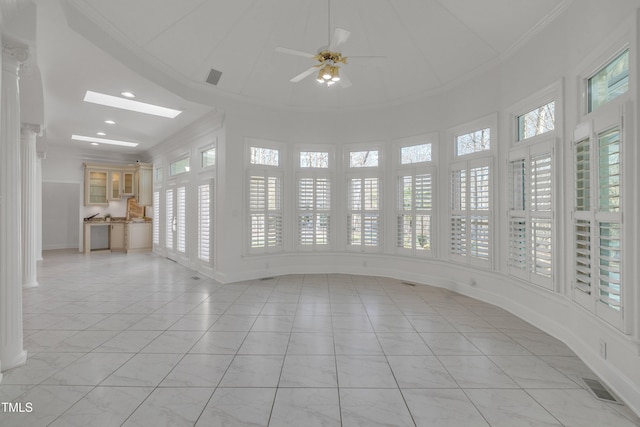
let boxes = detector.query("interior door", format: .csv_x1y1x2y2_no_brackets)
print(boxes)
165,184,186,261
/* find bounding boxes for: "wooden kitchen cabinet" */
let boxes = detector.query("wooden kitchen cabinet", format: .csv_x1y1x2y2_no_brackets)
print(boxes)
126,222,152,253
109,170,122,200
135,163,153,206
109,223,125,251
84,167,108,206
122,171,135,196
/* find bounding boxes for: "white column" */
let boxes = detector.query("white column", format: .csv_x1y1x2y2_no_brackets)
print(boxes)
21,123,40,288
36,151,44,261
0,39,28,373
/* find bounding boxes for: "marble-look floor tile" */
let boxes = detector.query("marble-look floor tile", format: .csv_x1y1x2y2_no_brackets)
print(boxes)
208,314,258,331
123,387,213,427
101,353,183,386
195,388,276,427
0,385,91,427
270,388,341,427
189,331,248,354
489,355,578,388
168,314,219,331
539,355,597,387
406,315,457,332
336,355,397,388
376,332,433,356
403,388,489,427
292,315,333,333
238,331,290,354
47,330,119,353
438,355,519,389
368,316,415,333
334,333,383,355
23,330,78,352
250,315,294,332
127,314,183,331
0,384,32,402
86,314,146,330
340,388,414,427
219,355,284,387
465,389,562,426
0,353,82,385
93,330,163,353
49,386,153,427
463,332,532,356
420,332,483,355
387,355,458,388
332,316,374,333
287,332,334,354
279,355,337,387
505,332,576,356
140,330,204,354
224,303,265,315
297,303,332,316
527,389,639,427
42,352,133,386
161,354,233,387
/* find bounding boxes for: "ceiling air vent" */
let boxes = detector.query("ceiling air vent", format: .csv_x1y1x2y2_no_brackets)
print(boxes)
206,68,222,86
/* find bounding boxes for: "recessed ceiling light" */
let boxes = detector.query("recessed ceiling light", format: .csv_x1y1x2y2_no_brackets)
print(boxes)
84,90,182,119
96,132,106,136
72,134,139,147
104,120,116,125
91,142,99,146
120,91,135,98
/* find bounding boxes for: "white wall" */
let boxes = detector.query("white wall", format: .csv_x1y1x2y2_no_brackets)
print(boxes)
140,0,640,415
42,182,80,250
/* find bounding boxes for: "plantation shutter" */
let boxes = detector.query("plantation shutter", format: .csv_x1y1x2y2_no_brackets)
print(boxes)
198,182,211,262
152,191,160,246
165,188,174,249
176,186,186,253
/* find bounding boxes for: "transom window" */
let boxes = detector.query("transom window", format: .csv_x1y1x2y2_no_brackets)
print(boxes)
350,150,379,168
250,146,280,166
300,151,329,168
588,49,629,113
456,128,490,156
201,147,216,168
169,157,190,176
401,143,432,164
517,101,555,141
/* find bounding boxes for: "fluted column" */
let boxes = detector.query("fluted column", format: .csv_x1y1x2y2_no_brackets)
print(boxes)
36,151,44,261
21,123,40,288
0,39,28,373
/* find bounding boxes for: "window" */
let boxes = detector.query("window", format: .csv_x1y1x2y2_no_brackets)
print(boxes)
401,143,432,164
249,174,283,250
298,177,330,247
350,150,379,167
165,189,174,249
347,177,380,248
201,147,216,168
198,181,212,262
508,144,553,288
156,167,163,181
152,191,160,246
250,146,279,166
300,151,329,168
247,141,284,253
297,149,332,249
176,186,186,254
588,49,629,113
456,128,490,156
572,114,625,330
170,157,190,176
517,102,555,141
450,160,491,266
397,171,433,255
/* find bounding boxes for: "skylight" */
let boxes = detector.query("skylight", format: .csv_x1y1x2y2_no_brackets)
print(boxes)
83,91,182,118
72,134,139,147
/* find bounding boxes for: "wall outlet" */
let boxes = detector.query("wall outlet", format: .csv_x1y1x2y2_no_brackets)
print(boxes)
599,339,607,359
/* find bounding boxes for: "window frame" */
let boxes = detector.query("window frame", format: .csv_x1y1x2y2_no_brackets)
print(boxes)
245,138,286,255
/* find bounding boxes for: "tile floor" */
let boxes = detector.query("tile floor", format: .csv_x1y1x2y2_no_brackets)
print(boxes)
0,249,638,426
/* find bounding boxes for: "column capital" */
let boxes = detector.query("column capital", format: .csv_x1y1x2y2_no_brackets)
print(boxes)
21,123,41,136
2,36,30,72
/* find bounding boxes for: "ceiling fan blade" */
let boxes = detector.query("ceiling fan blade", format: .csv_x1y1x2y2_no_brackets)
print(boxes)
276,47,316,59
290,66,318,83
328,28,351,51
337,70,352,88
346,56,387,66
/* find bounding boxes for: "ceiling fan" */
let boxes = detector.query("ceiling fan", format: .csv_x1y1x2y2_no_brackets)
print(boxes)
275,4,385,88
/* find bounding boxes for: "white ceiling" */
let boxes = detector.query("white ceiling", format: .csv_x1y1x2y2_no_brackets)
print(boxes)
32,0,570,153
